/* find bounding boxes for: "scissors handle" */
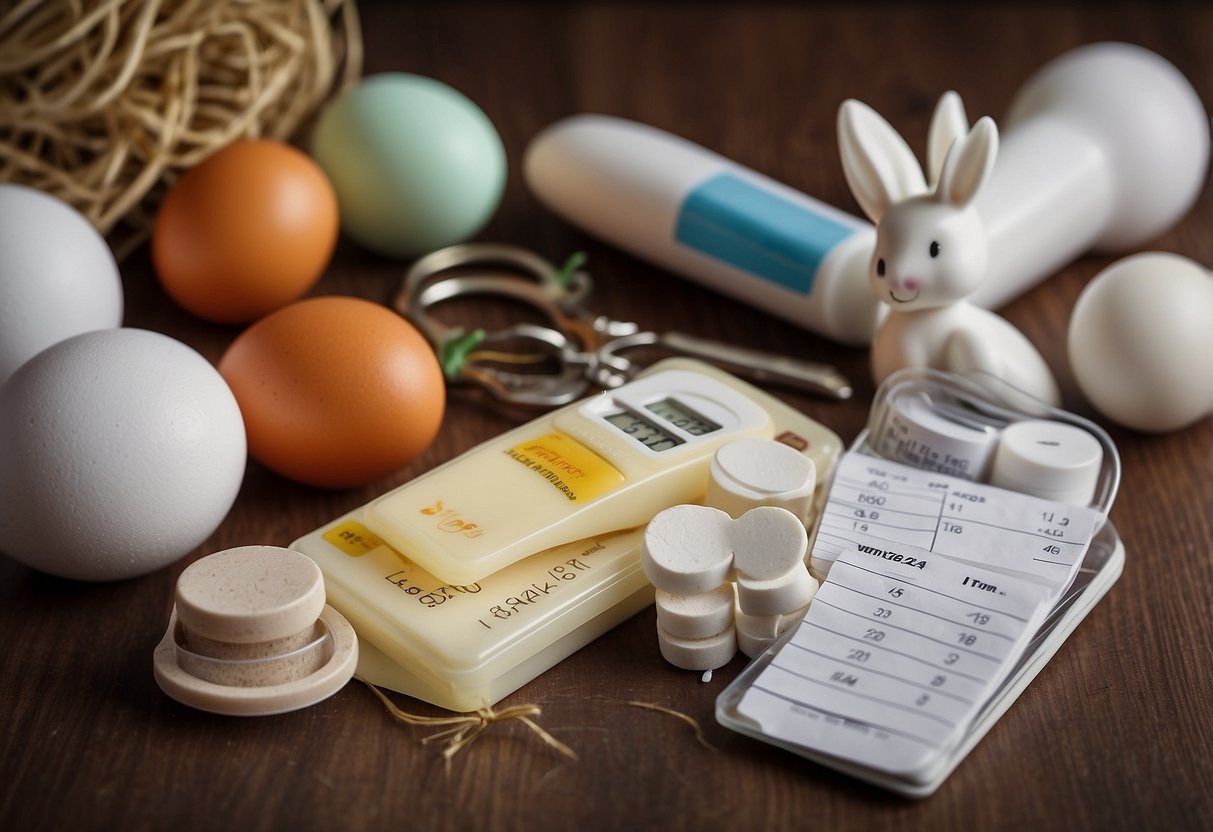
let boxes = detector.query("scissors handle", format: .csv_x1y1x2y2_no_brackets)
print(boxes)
602,331,853,400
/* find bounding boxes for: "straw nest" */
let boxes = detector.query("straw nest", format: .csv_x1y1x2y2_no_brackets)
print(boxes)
0,0,363,258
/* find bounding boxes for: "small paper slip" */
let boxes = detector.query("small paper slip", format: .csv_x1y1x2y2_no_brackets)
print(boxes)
732,545,1054,781
811,450,1103,589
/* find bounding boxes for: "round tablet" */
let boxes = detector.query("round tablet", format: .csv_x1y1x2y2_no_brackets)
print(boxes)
707,438,816,521
641,505,734,595
730,505,809,580
656,624,738,671
988,420,1103,505
655,584,736,640
175,546,326,644
736,564,819,617
735,600,812,658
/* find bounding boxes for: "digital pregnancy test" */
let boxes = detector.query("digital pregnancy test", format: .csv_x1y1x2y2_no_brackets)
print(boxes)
291,358,844,711
524,43,1209,345
362,367,774,586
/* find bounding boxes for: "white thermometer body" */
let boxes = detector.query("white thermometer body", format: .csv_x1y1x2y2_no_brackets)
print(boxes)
524,43,1209,345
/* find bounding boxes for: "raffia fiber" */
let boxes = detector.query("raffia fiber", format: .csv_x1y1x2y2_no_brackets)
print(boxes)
0,0,362,258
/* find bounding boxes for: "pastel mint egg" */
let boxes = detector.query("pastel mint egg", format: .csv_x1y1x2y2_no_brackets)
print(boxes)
310,73,506,258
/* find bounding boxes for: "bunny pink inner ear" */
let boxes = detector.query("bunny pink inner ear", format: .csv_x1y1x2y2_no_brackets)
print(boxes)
936,116,999,208
837,99,928,223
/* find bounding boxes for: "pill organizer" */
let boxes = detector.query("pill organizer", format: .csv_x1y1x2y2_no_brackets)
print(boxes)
291,358,842,712
716,369,1123,797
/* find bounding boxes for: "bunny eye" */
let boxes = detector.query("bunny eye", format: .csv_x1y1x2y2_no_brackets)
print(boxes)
929,241,941,258
876,258,886,277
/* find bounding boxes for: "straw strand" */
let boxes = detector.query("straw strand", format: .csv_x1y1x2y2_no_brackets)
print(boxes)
0,0,361,259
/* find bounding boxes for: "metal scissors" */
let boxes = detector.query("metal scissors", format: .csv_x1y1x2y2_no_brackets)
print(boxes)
393,243,853,408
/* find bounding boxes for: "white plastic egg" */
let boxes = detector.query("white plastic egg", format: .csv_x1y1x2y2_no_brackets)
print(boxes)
0,184,124,386
1068,252,1213,432
0,329,247,581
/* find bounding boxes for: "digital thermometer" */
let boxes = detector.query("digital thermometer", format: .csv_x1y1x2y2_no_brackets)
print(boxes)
363,368,773,586
524,43,1209,345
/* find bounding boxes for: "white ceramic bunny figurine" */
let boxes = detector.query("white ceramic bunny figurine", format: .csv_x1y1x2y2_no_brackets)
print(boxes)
837,92,1061,406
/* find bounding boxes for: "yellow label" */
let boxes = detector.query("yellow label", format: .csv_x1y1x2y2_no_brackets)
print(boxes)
323,520,385,557
505,432,625,503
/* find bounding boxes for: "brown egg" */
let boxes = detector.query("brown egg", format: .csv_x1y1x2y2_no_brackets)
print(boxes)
153,139,339,324
218,296,445,488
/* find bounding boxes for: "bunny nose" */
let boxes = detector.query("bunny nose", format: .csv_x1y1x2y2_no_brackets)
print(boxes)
901,277,921,291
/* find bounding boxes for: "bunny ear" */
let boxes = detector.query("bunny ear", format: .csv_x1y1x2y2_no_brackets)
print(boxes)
837,99,928,223
927,91,969,187
936,116,999,208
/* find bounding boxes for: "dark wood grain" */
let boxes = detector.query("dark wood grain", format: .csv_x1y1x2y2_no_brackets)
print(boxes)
3,3,1211,830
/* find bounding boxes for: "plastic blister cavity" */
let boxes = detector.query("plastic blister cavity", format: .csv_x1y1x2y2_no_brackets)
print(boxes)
862,369,1118,509
719,368,1125,797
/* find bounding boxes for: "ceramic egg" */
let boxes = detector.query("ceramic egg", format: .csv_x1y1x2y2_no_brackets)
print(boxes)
0,329,247,581
218,296,445,488
310,73,507,258
1068,252,1213,432
153,139,339,324
0,184,123,386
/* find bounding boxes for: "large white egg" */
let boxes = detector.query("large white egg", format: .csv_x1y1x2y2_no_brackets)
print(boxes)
0,184,124,386
1068,252,1213,432
0,329,247,581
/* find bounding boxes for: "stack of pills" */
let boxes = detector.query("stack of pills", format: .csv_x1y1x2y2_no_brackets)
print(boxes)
641,439,821,671
153,545,358,716
732,506,818,658
645,505,739,670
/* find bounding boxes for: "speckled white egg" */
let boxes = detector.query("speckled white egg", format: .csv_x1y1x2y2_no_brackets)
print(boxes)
1068,252,1213,432
0,184,124,386
0,329,247,581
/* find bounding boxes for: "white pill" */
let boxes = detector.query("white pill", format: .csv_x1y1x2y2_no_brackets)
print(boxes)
642,504,734,595
735,600,812,658
730,505,809,580
988,419,1104,505
655,584,736,640
735,609,781,641
706,438,817,521
657,623,738,671
736,627,770,660
736,564,819,617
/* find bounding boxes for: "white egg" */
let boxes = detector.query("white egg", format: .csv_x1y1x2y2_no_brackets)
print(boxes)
0,329,247,581
1068,252,1213,432
0,184,124,386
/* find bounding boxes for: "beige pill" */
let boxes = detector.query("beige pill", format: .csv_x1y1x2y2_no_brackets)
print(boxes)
657,623,738,671
731,505,809,580
642,504,734,595
175,545,326,644
175,620,329,687
153,545,358,716
736,564,819,616
706,438,816,522
655,584,736,640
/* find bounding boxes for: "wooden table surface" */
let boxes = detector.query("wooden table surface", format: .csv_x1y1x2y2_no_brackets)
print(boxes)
3,3,1211,830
